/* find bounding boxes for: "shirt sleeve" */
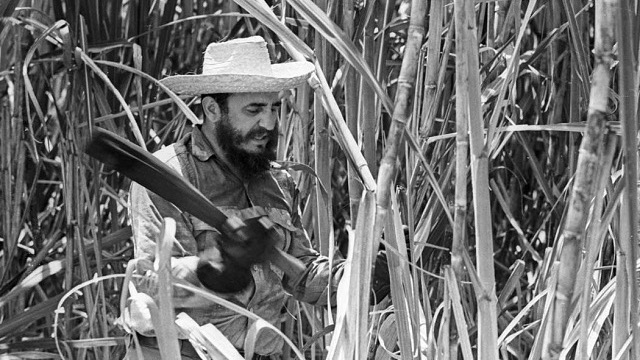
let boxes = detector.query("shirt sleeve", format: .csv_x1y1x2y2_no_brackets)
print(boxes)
278,176,345,306
128,181,199,262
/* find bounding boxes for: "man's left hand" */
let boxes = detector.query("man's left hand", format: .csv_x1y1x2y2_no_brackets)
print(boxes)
196,246,254,293
219,216,274,268
171,256,201,298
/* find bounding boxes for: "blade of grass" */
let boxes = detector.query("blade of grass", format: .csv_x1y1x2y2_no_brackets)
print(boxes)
77,49,144,145
175,313,243,360
486,0,538,145
327,190,375,359
174,279,307,358
0,293,65,340
150,0,176,79
560,0,591,100
491,178,543,262
94,59,200,126
154,218,181,359
528,260,560,360
0,260,63,307
385,189,419,359
562,279,616,358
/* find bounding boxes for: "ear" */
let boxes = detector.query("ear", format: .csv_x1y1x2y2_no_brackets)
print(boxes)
202,96,222,123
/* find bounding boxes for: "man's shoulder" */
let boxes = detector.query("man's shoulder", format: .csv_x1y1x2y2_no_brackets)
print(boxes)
152,143,184,175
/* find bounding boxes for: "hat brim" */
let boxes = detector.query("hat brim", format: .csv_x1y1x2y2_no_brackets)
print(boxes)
159,61,314,95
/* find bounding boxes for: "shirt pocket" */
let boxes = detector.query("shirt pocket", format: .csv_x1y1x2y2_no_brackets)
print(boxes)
261,208,298,252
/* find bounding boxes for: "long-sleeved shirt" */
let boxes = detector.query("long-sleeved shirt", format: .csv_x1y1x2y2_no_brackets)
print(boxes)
128,127,342,356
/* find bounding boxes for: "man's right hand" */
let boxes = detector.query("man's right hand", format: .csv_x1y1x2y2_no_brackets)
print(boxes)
196,246,253,293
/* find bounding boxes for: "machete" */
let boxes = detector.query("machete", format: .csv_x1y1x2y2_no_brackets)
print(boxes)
85,127,306,289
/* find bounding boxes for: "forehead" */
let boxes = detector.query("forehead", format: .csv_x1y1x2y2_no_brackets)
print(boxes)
227,92,281,107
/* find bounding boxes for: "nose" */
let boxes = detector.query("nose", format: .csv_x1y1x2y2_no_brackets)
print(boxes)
258,108,277,131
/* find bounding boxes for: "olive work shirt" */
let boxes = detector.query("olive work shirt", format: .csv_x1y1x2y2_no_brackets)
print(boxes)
128,127,342,356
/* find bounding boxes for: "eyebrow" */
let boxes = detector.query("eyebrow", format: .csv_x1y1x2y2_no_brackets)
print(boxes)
245,101,282,108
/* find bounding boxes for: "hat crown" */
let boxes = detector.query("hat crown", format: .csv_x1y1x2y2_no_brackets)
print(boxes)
202,36,273,76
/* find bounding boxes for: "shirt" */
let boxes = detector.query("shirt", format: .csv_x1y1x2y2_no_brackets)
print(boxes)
128,127,342,356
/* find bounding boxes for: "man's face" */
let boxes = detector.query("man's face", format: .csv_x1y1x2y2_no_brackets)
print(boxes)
213,92,280,176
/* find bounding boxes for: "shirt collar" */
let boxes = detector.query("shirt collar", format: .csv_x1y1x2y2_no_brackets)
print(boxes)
189,126,217,161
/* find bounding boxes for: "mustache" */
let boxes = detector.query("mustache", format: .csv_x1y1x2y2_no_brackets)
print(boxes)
244,126,277,141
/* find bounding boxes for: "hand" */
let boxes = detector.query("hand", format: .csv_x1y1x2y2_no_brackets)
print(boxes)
196,246,253,293
195,216,275,293
371,250,391,305
132,257,202,298
171,256,201,298
218,216,275,268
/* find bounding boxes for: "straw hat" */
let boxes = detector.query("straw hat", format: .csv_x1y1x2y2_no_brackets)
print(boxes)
160,36,314,95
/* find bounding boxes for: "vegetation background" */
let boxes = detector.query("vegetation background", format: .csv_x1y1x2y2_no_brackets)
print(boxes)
0,0,638,359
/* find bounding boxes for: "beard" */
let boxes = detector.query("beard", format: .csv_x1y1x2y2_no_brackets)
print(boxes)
214,112,278,178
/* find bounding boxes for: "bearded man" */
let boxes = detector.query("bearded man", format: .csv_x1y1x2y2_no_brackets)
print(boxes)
126,36,389,359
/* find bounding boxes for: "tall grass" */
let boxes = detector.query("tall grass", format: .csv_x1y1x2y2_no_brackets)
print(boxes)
1,1,639,359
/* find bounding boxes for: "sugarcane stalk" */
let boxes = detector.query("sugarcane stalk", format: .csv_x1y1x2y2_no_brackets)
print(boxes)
374,0,427,225
372,0,426,353
343,0,363,224
0,99,10,279
313,0,332,257
613,0,639,359
454,1,500,358
543,0,616,357
576,134,617,359
451,4,468,279
360,6,377,198
420,0,444,136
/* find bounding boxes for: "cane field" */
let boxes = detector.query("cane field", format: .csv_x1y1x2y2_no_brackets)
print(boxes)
0,0,639,359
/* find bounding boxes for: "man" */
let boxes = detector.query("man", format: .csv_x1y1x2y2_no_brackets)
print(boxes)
127,36,388,359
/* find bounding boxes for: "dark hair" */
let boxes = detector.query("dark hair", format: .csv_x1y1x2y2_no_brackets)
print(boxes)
202,93,230,115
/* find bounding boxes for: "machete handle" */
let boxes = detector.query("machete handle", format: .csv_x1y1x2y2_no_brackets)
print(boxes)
221,216,306,279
